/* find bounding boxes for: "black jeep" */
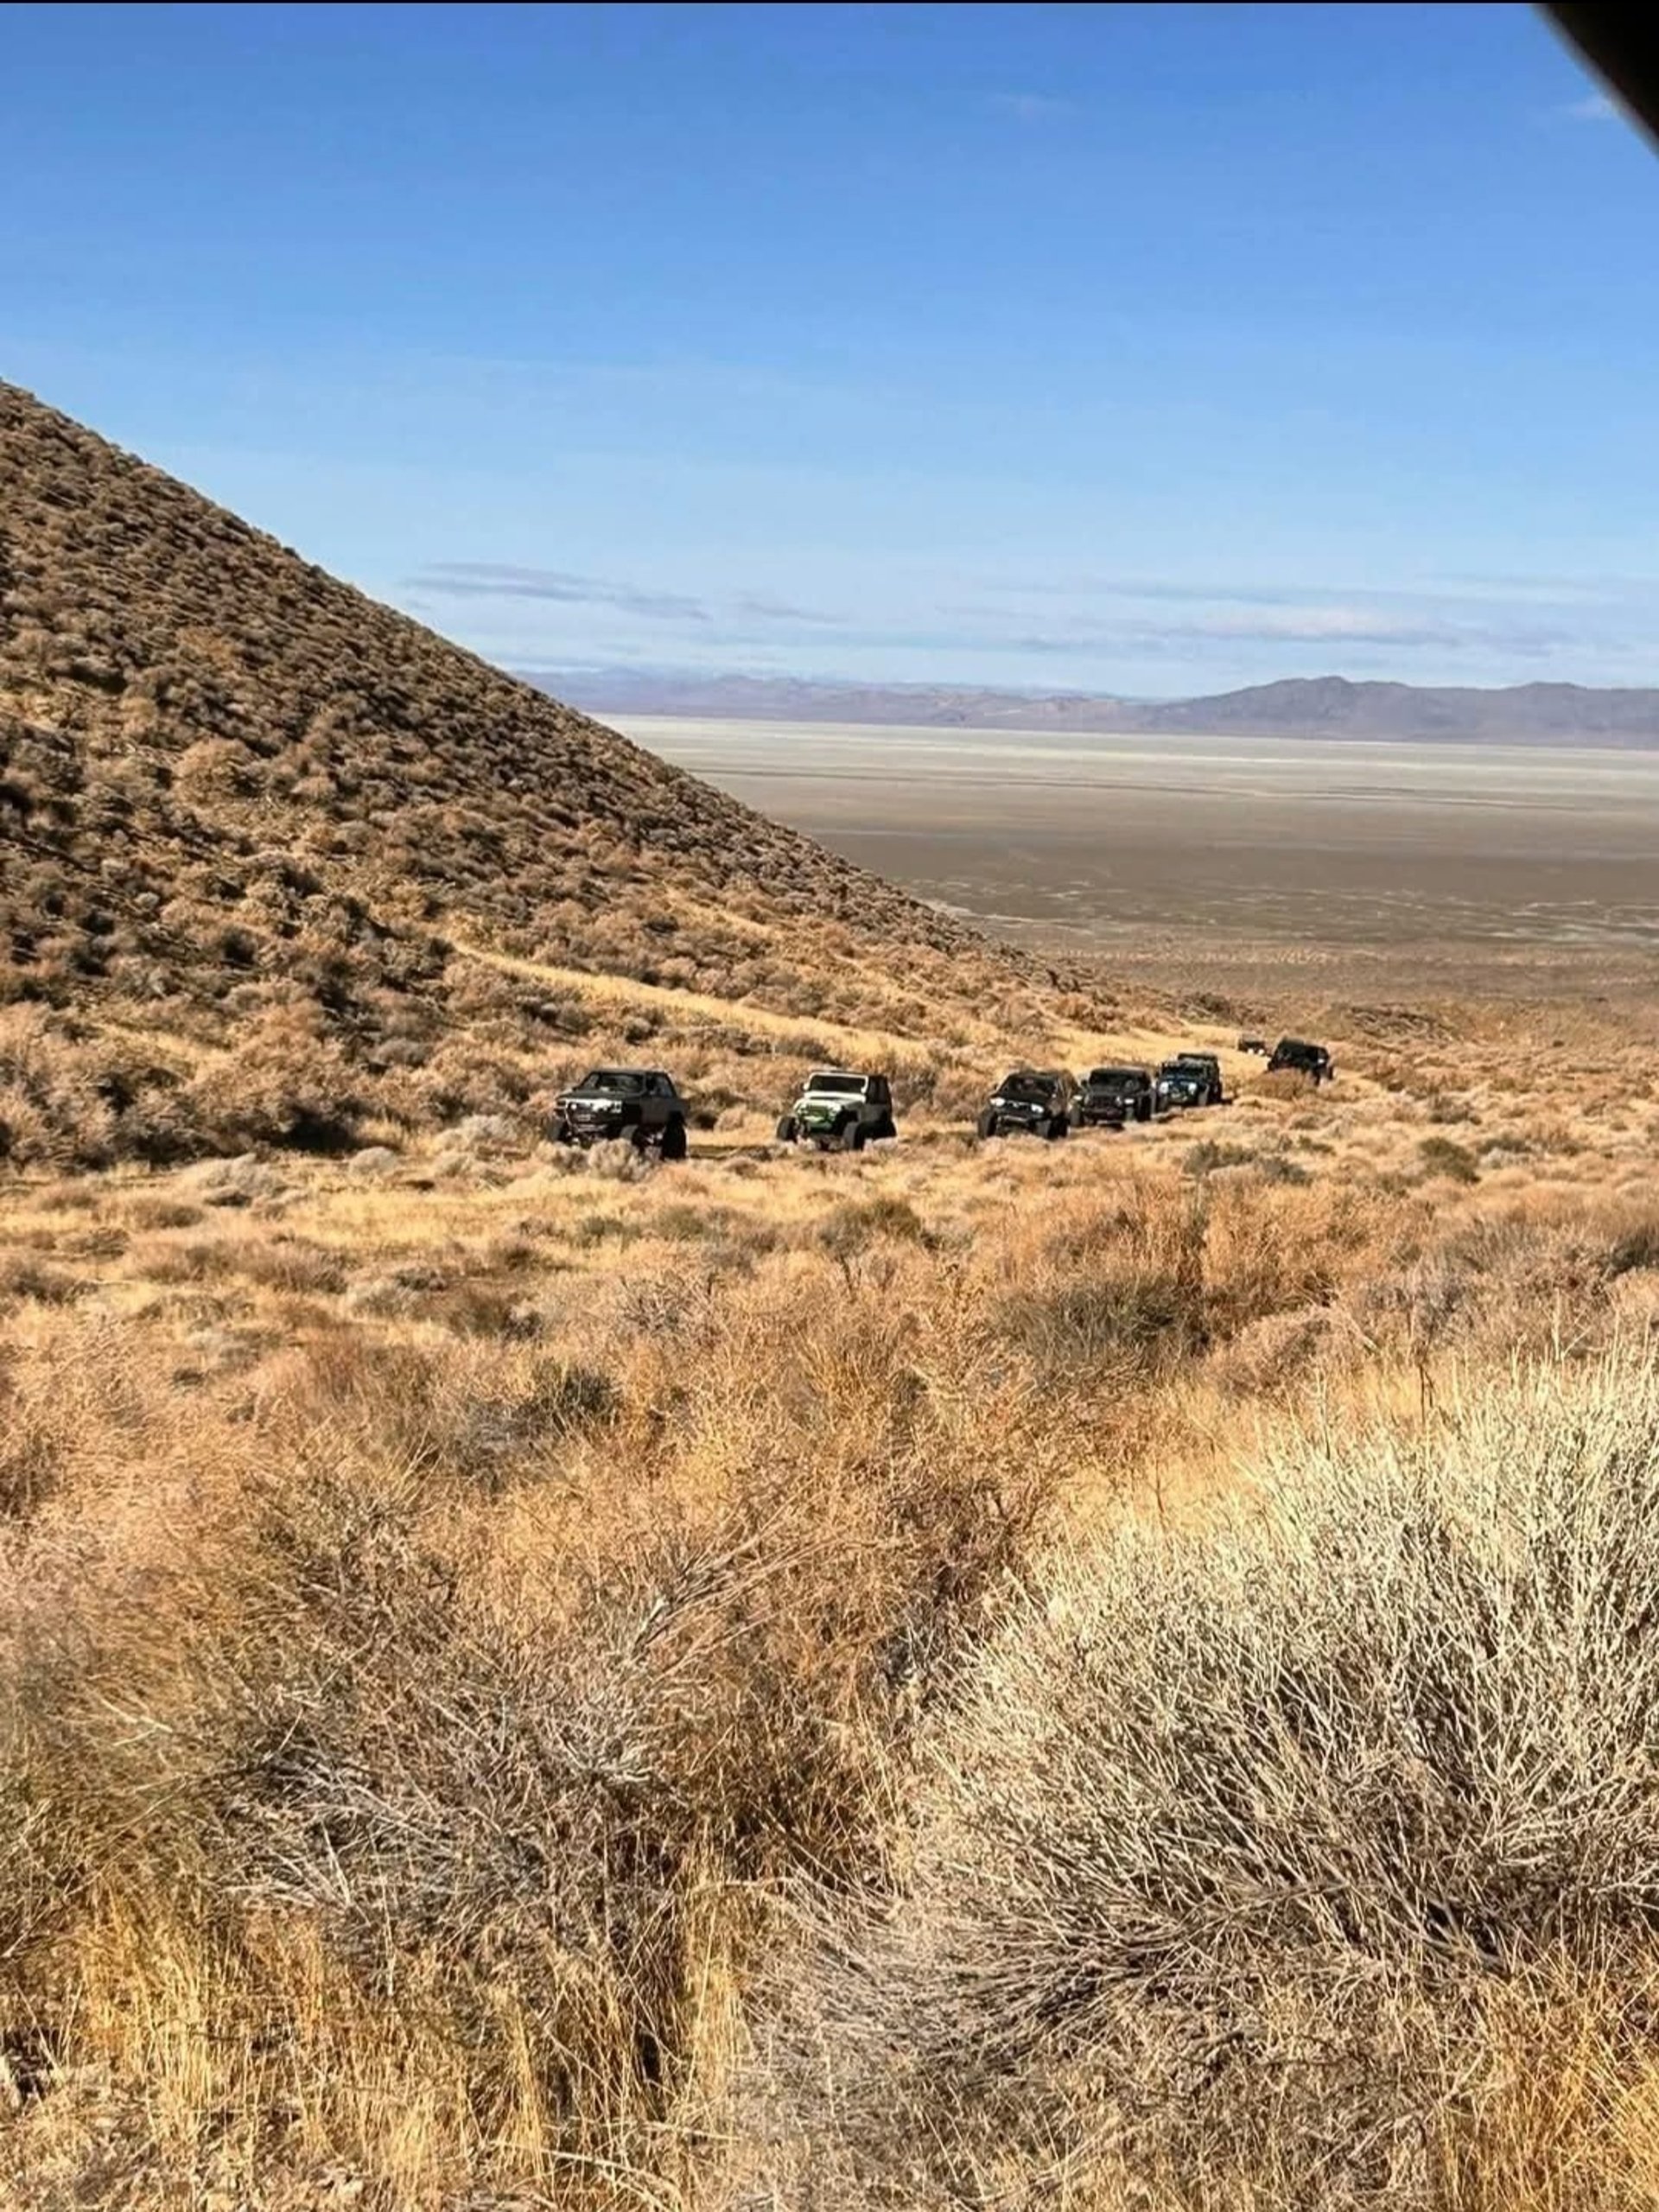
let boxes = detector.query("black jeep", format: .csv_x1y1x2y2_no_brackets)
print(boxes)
977,1069,1075,1141
552,1068,690,1157
1073,1065,1156,1128
1171,1051,1225,1106
1157,1058,1211,1110
1267,1037,1334,1084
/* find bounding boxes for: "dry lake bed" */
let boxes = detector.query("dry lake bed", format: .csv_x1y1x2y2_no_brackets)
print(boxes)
611,715,1659,997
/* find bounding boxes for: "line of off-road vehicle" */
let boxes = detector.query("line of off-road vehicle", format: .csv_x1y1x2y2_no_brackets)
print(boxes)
549,1038,1332,1160
979,1047,1236,1140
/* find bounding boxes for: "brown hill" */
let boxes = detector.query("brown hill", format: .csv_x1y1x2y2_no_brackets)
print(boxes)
0,385,1097,1166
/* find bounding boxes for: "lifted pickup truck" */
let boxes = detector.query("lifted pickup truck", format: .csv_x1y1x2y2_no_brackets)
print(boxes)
1268,1038,1334,1084
552,1068,690,1157
978,1069,1075,1140
1073,1066,1156,1127
777,1071,898,1151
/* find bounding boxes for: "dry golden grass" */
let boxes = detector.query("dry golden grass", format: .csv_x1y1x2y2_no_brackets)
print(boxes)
4,989,1659,2208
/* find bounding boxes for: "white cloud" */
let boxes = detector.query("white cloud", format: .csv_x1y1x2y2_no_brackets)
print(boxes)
409,563,842,632
1563,90,1621,123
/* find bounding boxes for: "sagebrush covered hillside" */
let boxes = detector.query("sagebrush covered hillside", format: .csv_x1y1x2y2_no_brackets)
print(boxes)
0,384,1100,1165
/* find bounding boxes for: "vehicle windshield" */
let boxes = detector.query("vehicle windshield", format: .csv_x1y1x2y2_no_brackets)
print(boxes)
804,1072,868,1096
1088,1068,1141,1085
1160,1063,1197,1078
579,1070,645,1095
998,1073,1052,1103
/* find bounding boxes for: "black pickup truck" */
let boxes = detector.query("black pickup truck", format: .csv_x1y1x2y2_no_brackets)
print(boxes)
551,1068,690,1156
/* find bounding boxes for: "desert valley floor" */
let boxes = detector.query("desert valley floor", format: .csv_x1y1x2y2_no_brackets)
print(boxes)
617,713,1659,1001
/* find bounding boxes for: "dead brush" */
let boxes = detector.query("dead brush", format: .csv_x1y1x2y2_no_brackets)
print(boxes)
0,1252,82,1306
1605,1211,1659,1279
0,1389,60,1516
1420,1135,1481,1185
999,1181,1366,1382
224,1235,347,1296
760,1354,1659,2210
0,1286,1064,2205
252,1335,601,1485
1250,1065,1324,1102
1351,1210,1639,1364
817,1193,931,1258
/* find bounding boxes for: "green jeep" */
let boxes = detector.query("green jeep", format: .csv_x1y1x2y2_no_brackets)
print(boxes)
776,1070,898,1152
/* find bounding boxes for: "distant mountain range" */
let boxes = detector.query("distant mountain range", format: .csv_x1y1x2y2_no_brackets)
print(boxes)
531,669,1659,747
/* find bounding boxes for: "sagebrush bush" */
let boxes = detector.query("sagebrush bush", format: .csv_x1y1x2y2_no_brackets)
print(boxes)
184,1005,365,1153
1420,1134,1480,1185
766,1357,1659,2209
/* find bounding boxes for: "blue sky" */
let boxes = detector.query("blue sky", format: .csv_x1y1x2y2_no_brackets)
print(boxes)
6,1,1658,696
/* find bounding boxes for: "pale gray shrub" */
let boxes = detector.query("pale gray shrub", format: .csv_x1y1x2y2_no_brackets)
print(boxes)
760,1357,1659,2209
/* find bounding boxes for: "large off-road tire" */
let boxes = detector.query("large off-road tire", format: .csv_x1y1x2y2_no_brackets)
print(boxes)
977,1109,999,1140
776,1116,798,1143
1068,1103,1084,1129
660,1116,688,1161
1136,1098,1152,1122
846,1122,868,1152
1046,1116,1068,1141
872,1112,898,1141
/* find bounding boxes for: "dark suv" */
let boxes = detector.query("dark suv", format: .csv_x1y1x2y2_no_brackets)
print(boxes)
1073,1065,1156,1127
1157,1058,1212,1110
977,1069,1075,1141
1171,1051,1225,1106
1268,1038,1334,1084
552,1068,690,1157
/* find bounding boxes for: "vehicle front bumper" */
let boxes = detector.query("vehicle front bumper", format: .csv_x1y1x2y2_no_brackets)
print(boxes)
987,1105,1054,1132
556,1106,630,1143
793,1111,848,1139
